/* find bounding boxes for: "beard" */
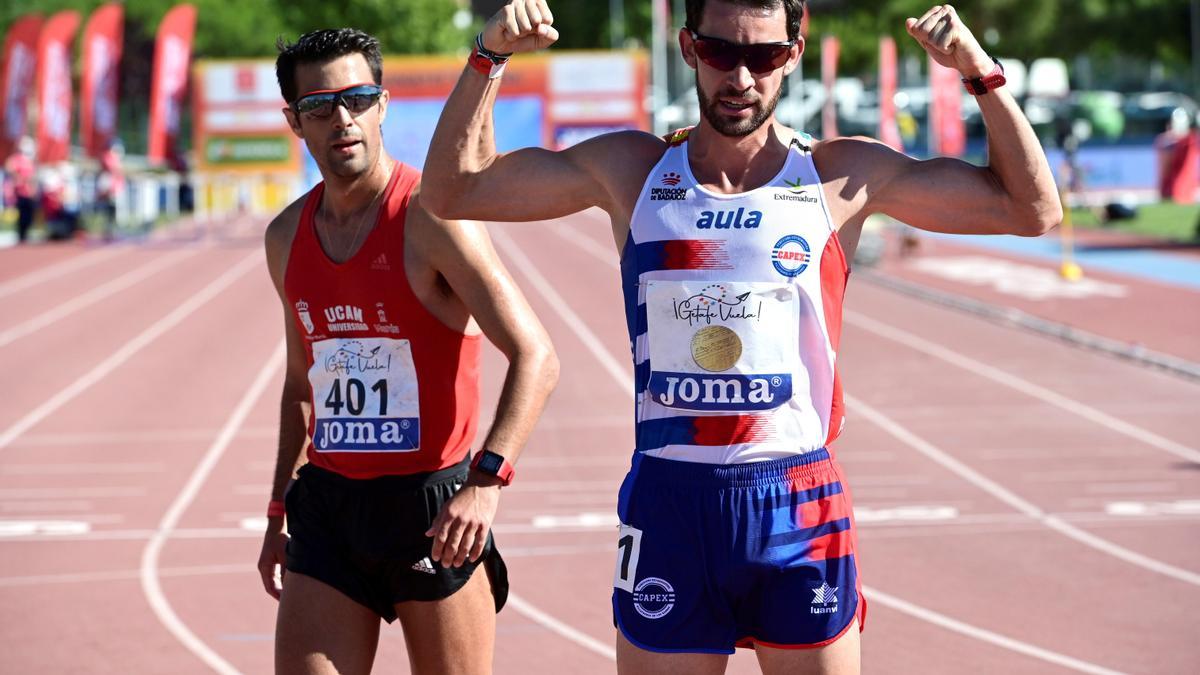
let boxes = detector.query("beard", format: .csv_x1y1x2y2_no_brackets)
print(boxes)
696,79,781,137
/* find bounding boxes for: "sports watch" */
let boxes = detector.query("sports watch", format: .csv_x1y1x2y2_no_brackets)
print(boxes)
470,449,515,486
962,57,1006,95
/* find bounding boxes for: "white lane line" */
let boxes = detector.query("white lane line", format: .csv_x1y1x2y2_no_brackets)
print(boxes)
863,586,1127,675
0,462,164,475
0,250,262,452
844,310,1200,464
0,520,90,536
1106,500,1200,516
491,228,633,399
523,225,1159,668
12,427,276,447
1,563,249,588
3,546,618,588
849,394,1200,587
0,246,124,299
0,248,197,347
0,486,146,498
507,592,616,661
139,341,284,675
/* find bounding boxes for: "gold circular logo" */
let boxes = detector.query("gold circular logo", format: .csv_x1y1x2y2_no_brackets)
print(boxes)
691,325,741,372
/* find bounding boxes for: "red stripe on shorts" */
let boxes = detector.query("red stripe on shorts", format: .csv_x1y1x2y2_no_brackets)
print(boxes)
796,492,851,529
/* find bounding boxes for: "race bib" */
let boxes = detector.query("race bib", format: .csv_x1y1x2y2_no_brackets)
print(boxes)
644,280,797,412
308,338,420,452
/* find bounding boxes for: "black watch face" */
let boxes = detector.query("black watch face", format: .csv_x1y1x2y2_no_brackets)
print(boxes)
479,452,504,474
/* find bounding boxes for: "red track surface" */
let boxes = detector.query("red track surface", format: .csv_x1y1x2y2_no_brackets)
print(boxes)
1,212,1197,674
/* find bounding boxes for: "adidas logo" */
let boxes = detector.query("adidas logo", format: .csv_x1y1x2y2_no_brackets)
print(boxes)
411,557,436,574
371,253,390,270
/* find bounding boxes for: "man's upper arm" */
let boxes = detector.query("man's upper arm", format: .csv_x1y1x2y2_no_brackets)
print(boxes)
426,130,664,223
822,137,1015,236
264,199,312,390
408,199,549,358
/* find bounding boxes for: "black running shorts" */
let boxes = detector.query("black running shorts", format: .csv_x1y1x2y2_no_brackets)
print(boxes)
284,457,509,622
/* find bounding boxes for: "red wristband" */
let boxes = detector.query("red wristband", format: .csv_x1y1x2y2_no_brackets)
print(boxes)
266,500,285,518
469,47,508,79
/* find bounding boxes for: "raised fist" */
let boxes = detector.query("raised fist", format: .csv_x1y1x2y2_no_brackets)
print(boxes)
905,5,993,78
482,0,559,55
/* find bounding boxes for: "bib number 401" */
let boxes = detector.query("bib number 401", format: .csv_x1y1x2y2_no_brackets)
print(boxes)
324,378,387,416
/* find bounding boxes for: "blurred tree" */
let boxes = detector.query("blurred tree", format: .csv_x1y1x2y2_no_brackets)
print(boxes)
2,1,1193,67
273,0,473,55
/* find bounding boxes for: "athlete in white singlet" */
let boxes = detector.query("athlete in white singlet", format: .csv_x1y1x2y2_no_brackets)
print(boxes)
422,2,1061,673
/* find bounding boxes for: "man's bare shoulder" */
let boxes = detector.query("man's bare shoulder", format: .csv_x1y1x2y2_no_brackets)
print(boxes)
264,192,310,287
812,135,910,181
574,129,667,171
265,194,308,256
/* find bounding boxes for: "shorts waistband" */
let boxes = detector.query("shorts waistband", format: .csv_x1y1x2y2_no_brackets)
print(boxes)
633,448,833,487
298,455,469,492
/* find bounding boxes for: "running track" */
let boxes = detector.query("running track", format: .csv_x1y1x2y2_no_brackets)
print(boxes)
0,211,1197,674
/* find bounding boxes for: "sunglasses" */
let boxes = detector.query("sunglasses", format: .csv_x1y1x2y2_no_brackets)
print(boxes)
292,83,383,119
689,31,796,75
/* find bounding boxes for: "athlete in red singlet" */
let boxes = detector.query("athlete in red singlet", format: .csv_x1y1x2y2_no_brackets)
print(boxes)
256,29,558,675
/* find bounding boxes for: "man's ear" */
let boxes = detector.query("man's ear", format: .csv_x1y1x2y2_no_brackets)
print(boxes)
679,27,698,70
282,107,304,139
783,37,804,77
378,88,388,126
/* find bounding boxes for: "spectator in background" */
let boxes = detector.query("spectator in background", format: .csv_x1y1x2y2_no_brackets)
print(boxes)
5,136,37,243
97,142,125,240
1154,108,1198,203
39,166,66,240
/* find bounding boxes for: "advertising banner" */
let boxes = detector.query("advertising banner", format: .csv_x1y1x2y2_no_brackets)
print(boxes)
0,14,43,159
35,11,81,163
80,3,124,158
148,4,197,165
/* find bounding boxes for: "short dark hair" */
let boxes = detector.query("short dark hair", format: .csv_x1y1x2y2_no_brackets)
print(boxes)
685,0,806,43
275,28,383,104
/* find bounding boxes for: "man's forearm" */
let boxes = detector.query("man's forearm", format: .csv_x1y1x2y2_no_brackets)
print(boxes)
474,347,558,470
270,395,308,503
424,67,503,217
977,86,1062,233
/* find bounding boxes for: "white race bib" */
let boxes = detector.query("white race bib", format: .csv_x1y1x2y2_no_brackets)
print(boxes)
308,338,420,452
644,280,797,412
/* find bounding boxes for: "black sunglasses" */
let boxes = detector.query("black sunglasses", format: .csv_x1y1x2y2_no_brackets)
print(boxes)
689,31,796,75
292,83,383,119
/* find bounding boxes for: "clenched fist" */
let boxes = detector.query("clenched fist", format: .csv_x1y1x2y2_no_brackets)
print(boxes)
482,0,559,55
906,5,994,78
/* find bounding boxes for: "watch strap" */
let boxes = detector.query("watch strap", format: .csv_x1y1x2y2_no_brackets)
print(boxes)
469,33,511,80
470,449,515,486
962,56,1006,95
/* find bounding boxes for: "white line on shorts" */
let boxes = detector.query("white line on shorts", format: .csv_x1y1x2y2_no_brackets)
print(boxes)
139,341,283,675
0,248,197,347
0,250,262,453
844,310,1200,464
507,592,617,661
0,246,125,300
849,394,1200,587
863,585,1127,675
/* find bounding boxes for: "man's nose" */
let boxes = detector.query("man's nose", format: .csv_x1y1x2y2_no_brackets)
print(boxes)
330,100,355,129
730,63,755,91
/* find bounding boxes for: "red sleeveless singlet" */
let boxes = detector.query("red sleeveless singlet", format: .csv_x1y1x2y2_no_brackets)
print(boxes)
284,162,481,479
